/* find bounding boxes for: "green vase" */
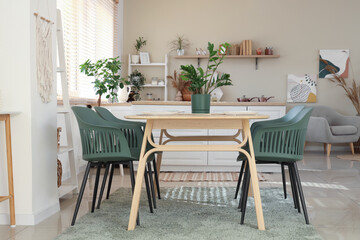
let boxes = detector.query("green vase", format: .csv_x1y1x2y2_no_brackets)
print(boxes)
191,94,211,113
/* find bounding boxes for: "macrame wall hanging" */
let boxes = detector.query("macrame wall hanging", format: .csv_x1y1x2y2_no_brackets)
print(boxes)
34,12,54,103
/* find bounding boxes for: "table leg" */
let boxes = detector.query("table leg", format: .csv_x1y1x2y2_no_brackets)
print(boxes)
5,115,15,227
128,120,154,230
154,129,164,195
242,120,265,230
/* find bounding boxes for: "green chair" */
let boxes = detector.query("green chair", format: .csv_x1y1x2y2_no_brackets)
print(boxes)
238,107,313,225
234,105,305,200
71,106,153,226
94,106,161,209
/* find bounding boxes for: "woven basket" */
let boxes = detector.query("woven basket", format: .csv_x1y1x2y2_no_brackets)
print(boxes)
57,127,62,187
354,138,360,153
57,159,62,187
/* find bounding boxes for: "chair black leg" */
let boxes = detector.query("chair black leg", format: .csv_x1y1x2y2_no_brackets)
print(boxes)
144,165,154,213
293,163,310,224
238,162,249,210
240,165,251,225
147,161,157,209
290,163,301,213
152,159,161,199
91,163,102,213
281,163,287,199
96,163,110,209
129,161,140,226
235,160,246,199
106,163,115,199
288,163,299,210
71,162,92,226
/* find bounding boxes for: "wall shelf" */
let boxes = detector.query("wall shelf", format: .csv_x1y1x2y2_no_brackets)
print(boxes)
130,63,166,66
174,54,280,70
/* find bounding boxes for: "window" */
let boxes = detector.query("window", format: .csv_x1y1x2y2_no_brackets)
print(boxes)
57,0,120,102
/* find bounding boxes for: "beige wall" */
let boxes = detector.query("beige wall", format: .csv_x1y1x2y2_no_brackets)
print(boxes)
123,0,360,115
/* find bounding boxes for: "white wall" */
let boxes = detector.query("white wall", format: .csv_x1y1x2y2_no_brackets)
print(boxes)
0,0,59,225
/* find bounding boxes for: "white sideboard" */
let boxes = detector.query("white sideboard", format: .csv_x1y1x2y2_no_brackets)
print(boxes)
107,102,286,172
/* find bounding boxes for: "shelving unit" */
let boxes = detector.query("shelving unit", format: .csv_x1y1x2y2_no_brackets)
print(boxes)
174,54,280,70
56,10,78,198
128,54,168,100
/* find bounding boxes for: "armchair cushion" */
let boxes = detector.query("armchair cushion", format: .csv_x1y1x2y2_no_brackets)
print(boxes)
330,125,357,135
305,106,360,143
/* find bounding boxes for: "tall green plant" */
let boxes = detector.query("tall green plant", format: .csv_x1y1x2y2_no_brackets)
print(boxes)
134,37,147,54
80,57,126,106
180,42,232,94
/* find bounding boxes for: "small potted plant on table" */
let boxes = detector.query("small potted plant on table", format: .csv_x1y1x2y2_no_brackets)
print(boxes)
180,42,232,113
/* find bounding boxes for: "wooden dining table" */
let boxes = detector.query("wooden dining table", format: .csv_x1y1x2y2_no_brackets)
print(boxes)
125,113,268,231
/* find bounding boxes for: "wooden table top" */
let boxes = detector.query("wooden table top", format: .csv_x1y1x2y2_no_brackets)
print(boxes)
125,113,269,120
105,101,286,106
0,111,21,115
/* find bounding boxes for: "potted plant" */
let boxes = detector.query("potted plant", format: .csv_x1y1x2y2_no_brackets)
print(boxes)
80,57,126,106
180,42,232,113
132,37,147,64
129,70,145,101
170,35,190,56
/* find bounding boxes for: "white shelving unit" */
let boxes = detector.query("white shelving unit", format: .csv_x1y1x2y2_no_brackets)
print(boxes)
56,10,79,198
128,54,168,101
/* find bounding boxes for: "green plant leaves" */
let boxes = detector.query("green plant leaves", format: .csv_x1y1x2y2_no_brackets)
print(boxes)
135,37,147,54
79,56,126,102
180,42,232,95
128,70,146,100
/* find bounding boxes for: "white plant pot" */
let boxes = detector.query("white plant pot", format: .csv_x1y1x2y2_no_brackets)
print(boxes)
118,86,131,103
131,55,140,64
177,49,185,56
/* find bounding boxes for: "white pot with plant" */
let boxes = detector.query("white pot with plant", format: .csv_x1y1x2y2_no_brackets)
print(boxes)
132,37,147,64
170,35,190,56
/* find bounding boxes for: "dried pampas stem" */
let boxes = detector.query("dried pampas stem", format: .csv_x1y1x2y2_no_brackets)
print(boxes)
321,58,360,114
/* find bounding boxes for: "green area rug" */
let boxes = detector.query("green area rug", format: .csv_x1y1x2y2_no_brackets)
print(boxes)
57,187,322,240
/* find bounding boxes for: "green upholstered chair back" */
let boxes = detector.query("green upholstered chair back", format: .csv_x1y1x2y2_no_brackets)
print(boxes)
253,107,313,162
94,106,154,161
72,106,133,162
94,106,131,125
251,105,305,134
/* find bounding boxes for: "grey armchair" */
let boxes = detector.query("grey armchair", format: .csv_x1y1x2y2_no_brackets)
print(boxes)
305,106,360,156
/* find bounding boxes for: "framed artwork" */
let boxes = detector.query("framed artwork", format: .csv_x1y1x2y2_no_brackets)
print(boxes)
319,49,349,78
287,74,317,103
140,52,150,64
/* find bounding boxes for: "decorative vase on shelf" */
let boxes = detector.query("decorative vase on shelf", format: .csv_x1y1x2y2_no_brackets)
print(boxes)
131,55,140,64
181,88,192,101
175,91,183,101
191,94,211,114
177,49,185,56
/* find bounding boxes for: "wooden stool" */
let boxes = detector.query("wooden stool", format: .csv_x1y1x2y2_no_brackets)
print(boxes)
0,113,16,227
